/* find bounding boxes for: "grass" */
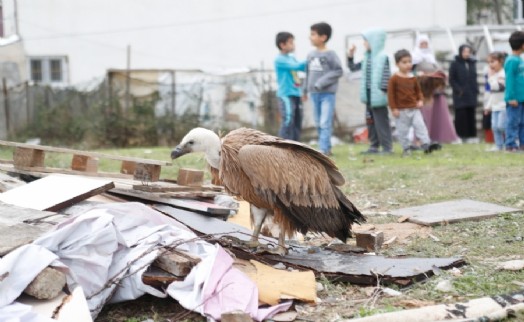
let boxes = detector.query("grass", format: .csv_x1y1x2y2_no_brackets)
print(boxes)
2,141,523,321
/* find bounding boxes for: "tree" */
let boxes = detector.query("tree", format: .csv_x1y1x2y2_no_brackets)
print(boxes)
466,0,514,24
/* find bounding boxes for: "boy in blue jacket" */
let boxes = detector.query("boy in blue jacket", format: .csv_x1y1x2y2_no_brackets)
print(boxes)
274,32,307,141
504,31,524,152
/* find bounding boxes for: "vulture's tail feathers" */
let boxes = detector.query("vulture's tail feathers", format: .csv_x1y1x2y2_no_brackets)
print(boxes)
274,186,364,243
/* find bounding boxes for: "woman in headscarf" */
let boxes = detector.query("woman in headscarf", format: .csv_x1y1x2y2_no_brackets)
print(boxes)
449,44,479,143
412,34,459,144
412,34,438,74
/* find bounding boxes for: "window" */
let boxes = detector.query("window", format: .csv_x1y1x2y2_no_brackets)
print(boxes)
50,59,62,82
28,56,68,85
515,0,524,22
30,59,43,82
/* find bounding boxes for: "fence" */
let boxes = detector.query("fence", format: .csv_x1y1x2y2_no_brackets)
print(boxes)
0,69,284,147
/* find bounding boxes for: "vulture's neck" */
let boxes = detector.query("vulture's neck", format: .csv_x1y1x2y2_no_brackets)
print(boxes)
204,135,221,169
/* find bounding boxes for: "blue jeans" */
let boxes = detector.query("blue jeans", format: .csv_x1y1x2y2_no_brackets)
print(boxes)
277,96,302,141
311,93,335,154
491,110,506,149
505,102,524,149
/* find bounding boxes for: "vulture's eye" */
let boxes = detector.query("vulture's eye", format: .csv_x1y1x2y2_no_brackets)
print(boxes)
188,140,194,145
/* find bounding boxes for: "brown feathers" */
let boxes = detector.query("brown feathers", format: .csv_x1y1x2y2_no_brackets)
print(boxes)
217,127,365,241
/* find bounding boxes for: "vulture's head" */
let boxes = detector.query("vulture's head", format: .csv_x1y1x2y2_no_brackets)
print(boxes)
171,128,221,168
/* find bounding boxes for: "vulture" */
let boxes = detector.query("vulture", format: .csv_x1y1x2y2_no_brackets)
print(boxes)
171,127,365,254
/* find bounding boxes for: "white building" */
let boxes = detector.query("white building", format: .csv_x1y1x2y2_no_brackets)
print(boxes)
1,0,468,86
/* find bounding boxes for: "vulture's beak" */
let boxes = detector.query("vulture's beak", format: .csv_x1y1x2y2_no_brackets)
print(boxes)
171,145,190,159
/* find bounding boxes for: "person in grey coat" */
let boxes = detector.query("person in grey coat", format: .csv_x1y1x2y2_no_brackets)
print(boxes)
449,44,479,142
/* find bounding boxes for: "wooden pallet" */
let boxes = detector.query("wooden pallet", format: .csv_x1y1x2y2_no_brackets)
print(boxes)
0,140,171,182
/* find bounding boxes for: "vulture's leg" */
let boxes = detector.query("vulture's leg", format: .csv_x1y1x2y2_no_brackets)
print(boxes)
276,229,287,255
246,205,267,247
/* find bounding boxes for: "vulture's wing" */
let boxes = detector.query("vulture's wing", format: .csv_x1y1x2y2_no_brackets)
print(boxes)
263,140,345,186
237,145,340,209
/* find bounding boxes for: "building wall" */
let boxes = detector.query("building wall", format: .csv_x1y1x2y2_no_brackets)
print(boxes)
16,0,466,85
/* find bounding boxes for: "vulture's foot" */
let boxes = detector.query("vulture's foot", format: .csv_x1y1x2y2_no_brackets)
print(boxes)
244,239,261,248
266,245,287,256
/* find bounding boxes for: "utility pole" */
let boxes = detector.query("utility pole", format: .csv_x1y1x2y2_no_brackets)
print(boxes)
2,78,10,136
493,0,503,25
124,44,131,116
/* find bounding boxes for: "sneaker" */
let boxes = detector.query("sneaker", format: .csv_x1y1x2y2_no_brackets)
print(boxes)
409,145,422,151
485,146,501,152
506,147,518,153
428,142,442,152
379,150,394,155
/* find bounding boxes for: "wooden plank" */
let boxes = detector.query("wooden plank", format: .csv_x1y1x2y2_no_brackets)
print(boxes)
13,147,45,168
71,155,98,172
0,139,171,166
0,164,133,180
0,222,50,256
120,160,136,175
0,172,26,192
142,266,181,289
0,174,115,212
0,203,56,225
153,249,201,277
177,168,204,186
133,163,161,182
110,187,231,216
389,199,521,226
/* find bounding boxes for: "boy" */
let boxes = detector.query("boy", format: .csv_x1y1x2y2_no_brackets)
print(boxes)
304,22,343,156
388,49,439,156
504,31,524,152
347,28,393,154
274,32,307,141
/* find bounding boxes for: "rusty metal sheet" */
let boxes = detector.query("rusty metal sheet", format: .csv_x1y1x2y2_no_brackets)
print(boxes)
154,204,465,285
154,204,276,245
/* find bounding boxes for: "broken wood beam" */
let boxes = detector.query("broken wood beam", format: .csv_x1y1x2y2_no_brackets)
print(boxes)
356,231,384,252
134,163,161,182
71,154,98,172
221,311,253,322
120,160,136,175
142,266,182,289
13,147,45,168
177,168,204,186
153,249,201,277
121,161,162,182
24,267,67,300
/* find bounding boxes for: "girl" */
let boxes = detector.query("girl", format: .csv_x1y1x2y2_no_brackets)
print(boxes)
484,52,506,151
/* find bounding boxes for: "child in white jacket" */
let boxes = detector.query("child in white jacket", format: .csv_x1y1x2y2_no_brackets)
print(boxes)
484,52,506,151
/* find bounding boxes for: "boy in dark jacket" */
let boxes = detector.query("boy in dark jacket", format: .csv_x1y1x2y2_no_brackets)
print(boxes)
449,44,479,143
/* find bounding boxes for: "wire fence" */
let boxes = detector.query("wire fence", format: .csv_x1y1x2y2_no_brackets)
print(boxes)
0,69,281,147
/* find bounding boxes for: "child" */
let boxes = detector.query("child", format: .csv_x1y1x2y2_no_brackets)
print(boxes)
347,28,393,154
304,22,343,156
484,52,506,151
504,31,524,152
274,32,307,141
387,49,439,156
